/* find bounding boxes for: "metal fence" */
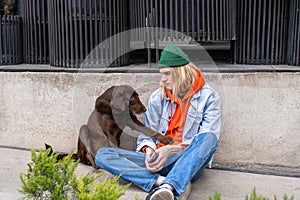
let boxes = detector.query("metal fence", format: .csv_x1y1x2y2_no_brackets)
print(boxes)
2,0,300,67
22,0,49,64
130,0,236,42
0,15,22,65
47,0,130,68
287,0,300,66
129,0,236,64
234,0,289,65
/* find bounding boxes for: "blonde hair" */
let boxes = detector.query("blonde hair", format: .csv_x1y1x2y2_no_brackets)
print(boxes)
161,62,199,99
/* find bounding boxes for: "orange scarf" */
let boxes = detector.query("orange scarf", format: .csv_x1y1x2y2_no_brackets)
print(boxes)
157,68,205,148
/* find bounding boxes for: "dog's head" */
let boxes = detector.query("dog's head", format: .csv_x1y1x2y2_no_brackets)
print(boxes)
111,85,146,115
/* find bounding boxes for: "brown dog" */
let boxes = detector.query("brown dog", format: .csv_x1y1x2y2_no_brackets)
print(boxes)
46,85,173,169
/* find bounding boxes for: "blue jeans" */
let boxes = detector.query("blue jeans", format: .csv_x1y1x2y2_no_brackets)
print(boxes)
95,132,218,197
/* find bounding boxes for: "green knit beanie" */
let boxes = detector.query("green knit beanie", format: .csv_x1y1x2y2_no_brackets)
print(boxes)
157,44,190,68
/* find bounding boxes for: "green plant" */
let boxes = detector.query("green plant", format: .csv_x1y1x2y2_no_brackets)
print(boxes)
76,174,129,200
205,187,294,200
245,187,269,200
245,187,294,200
283,194,294,200
208,191,221,200
20,149,130,200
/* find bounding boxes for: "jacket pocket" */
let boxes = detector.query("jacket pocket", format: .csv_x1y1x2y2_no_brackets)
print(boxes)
184,111,203,140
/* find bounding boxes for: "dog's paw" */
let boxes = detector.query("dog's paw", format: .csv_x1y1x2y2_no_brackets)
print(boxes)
154,134,174,145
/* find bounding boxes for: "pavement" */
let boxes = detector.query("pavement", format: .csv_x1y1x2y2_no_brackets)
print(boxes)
1,146,300,200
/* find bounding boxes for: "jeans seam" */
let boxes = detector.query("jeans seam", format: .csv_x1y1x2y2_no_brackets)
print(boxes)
144,174,159,192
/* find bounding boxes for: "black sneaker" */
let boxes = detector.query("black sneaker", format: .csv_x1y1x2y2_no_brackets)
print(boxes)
145,187,174,200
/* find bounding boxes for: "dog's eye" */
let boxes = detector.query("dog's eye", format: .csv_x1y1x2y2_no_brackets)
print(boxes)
129,100,136,106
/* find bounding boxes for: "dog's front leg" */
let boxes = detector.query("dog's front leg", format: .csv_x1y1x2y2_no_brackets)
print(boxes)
125,119,173,145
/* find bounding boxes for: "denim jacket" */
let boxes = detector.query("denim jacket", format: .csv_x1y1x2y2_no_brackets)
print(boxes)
136,83,221,152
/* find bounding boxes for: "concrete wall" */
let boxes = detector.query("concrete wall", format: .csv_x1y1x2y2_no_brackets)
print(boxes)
0,72,299,168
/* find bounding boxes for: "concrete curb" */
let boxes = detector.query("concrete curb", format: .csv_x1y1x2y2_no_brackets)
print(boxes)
1,147,299,200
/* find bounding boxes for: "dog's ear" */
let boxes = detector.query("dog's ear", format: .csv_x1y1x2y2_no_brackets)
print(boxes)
95,98,111,113
111,86,127,112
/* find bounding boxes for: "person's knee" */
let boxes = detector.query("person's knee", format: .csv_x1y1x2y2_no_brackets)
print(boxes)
205,132,218,147
95,147,113,161
193,133,218,158
194,132,217,146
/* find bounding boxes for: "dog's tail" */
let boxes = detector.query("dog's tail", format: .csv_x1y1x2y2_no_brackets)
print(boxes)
45,143,79,161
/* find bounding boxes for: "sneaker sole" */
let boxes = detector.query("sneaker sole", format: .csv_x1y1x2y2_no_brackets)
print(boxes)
149,188,174,200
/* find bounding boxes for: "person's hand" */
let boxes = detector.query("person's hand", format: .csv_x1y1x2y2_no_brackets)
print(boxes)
145,145,185,173
145,148,161,173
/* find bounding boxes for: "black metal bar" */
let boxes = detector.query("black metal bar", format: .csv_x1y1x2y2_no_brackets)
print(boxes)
246,0,251,63
270,0,276,64
180,0,183,39
185,0,189,38
170,0,173,40
7,17,10,64
207,0,211,40
261,0,266,64
57,0,61,66
69,0,74,67
95,0,99,65
251,0,256,63
165,0,168,38
37,0,41,63
29,1,33,63
0,15,22,65
191,0,195,39
86,0,90,65
295,1,300,66
89,0,93,64
47,0,52,64
108,0,113,65
265,1,271,64
256,0,261,64
241,0,246,63
0,17,2,65
293,1,300,65
32,0,37,62
278,0,284,64
113,0,117,65
65,0,69,67
196,0,200,41
274,0,280,64
212,0,215,40
61,0,66,66
3,16,7,64
201,0,205,41
73,0,78,67
42,0,46,63
83,0,87,65
295,1,300,65
155,0,159,61
12,16,15,64
220,0,224,40
99,0,103,66
215,0,219,40
22,0,26,62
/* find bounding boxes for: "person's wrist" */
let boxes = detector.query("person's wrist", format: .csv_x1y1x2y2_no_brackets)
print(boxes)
164,145,172,154
145,147,154,155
